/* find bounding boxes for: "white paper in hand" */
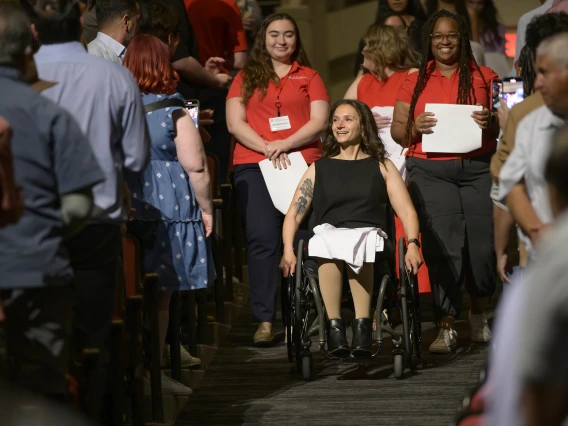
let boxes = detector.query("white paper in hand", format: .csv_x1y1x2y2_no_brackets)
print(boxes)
371,106,408,183
259,152,309,215
422,103,483,153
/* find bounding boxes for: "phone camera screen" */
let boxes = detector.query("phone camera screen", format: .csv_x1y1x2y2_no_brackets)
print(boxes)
500,79,525,109
184,101,199,128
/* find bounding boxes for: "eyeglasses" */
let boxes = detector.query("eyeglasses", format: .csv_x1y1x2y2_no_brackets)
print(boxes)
430,32,460,43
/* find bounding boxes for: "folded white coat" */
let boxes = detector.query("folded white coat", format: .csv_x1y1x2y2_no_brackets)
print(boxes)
308,224,388,274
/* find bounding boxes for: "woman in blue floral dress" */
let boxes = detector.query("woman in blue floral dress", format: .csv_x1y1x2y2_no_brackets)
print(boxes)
124,35,215,389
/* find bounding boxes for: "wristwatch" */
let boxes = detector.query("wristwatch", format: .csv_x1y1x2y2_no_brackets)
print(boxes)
408,238,421,249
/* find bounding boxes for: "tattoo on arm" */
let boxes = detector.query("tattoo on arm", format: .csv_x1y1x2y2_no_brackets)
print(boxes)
293,178,313,216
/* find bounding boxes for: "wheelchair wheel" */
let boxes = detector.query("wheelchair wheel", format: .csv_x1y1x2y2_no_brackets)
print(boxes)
393,353,404,379
409,273,422,365
285,277,294,363
302,354,313,381
398,238,413,371
294,240,306,373
397,237,422,371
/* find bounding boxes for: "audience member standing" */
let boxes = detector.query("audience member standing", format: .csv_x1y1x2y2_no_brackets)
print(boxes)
488,123,568,426
226,13,329,345
489,13,568,275
185,0,249,181
0,3,104,400
124,34,215,393
87,0,139,64
354,0,426,74
383,0,426,46
513,0,554,72
32,0,150,411
237,0,264,50
392,10,499,353
466,0,508,77
498,33,568,259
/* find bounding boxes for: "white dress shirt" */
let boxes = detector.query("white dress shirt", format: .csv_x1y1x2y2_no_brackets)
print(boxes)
498,104,565,255
513,0,554,72
87,32,126,64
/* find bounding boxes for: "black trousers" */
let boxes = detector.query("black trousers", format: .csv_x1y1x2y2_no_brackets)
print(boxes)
67,223,122,409
406,154,496,319
0,284,73,399
235,164,282,323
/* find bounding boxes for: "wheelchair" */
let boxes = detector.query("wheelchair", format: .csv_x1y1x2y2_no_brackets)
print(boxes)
281,211,422,381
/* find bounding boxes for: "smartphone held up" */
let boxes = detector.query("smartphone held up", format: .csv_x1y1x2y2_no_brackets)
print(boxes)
184,99,200,129
492,77,525,110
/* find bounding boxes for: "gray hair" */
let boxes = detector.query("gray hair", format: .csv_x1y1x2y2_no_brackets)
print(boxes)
0,3,33,67
536,32,568,68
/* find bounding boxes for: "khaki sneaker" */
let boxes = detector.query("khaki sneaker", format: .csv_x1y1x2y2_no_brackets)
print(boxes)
253,322,274,346
429,327,457,354
143,374,192,396
469,311,492,343
162,344,201,369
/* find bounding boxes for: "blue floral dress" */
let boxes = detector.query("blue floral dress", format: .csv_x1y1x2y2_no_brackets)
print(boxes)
128,92,215,290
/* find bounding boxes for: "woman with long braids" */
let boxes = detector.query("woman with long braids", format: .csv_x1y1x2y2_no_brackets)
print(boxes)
391,10,499,354
226,13,329,346
425,0,485,65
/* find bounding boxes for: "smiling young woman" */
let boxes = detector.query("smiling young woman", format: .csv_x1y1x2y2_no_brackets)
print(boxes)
391,10,499,355
226,13,330,346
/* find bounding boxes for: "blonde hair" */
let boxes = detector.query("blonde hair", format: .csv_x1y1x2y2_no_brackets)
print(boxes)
362,24,421,80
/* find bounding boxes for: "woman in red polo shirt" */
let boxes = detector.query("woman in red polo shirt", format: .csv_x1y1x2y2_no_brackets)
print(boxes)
226,13,329,346
392,10,499,354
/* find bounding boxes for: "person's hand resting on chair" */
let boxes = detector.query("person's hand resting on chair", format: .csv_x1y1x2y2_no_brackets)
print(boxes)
405,243,423,275
280,248,297,277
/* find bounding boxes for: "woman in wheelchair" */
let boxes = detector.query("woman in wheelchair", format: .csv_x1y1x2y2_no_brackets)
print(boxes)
280,99,423,357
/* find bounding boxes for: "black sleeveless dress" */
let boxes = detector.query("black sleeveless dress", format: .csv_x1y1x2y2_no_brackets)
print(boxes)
312,157,388,230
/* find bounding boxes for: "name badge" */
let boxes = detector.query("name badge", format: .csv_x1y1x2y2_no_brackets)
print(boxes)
269,116,292,132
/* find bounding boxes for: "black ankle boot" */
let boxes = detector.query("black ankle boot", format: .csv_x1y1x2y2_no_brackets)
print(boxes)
351,318,373,357
327,319,350,357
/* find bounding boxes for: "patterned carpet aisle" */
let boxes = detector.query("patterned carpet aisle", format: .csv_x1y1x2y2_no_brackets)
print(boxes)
177,295,489,426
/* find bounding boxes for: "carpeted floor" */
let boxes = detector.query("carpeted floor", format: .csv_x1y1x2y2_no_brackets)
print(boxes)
177,294,489,426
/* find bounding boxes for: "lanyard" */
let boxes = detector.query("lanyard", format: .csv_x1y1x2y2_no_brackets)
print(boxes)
275,67,292,117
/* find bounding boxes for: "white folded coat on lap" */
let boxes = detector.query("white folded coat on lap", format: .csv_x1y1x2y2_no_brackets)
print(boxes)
308,224,388,274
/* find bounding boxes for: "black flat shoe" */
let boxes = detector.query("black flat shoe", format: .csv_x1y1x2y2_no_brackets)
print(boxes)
327,319,350,357
351,318,373,357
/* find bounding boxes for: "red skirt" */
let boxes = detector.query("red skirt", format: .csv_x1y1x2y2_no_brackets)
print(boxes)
393,214,431,293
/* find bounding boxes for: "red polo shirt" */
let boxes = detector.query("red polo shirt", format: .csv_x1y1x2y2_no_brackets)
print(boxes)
357,70,409,107
397,60,498,160
184,0,248,67
227,62,330,165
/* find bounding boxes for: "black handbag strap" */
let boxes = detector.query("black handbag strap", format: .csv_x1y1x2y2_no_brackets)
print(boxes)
143,98,186,114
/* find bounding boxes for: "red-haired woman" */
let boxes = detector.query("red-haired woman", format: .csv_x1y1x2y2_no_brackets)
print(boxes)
124,35,214,394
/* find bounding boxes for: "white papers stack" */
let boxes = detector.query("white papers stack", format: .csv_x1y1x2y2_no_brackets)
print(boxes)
371,106,408,182
422,103,483,153
259,152,308,215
